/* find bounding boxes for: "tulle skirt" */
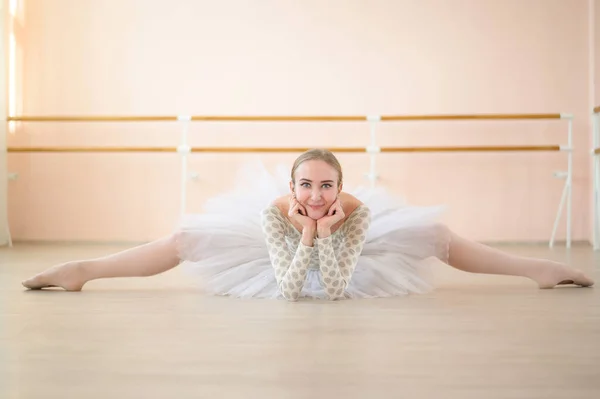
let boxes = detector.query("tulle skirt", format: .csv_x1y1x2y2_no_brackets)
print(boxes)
175,161,451,300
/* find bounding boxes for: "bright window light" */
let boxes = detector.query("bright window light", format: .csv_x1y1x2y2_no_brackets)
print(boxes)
9,0,17,17
9,33,16,117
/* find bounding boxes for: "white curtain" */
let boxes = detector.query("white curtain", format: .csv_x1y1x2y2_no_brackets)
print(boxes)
0,0,10,247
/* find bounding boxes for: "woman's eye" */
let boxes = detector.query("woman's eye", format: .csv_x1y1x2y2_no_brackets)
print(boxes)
322,184,332,188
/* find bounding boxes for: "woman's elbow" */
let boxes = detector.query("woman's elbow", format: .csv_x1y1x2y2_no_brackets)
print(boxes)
326,283,348,300
281,289,300,302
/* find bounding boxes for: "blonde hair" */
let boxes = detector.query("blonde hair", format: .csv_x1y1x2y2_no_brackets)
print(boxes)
291,148,343,186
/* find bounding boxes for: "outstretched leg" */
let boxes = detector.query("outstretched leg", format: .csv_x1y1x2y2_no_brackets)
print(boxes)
443,226,594,288
22,233,182,291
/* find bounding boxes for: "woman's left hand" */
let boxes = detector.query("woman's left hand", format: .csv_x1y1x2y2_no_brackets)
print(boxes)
316,199,345,237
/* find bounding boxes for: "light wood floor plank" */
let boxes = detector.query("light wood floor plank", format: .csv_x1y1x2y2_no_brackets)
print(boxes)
2,243,599,399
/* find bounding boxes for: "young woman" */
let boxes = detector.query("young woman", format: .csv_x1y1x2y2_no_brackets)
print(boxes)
22,149,594,301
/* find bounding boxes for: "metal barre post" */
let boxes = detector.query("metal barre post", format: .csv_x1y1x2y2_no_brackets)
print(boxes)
177,116,192,219
592,112,597,250
365,115,380,188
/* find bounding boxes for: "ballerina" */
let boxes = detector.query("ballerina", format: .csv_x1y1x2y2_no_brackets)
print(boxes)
22,148,594,300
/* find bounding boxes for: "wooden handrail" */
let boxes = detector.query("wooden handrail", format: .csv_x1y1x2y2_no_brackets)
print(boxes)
7,116,178,122
8,147,178,153
7,145,562,153
379,114,563,121
6,113,565,122
379,145,561,152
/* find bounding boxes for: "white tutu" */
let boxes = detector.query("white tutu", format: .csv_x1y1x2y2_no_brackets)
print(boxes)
175,161,450,300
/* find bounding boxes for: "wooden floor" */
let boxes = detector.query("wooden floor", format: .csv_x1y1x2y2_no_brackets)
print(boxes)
2,243,599,399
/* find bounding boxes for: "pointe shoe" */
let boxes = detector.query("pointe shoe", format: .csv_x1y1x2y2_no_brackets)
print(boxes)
21,262,87,291
535,265,594,289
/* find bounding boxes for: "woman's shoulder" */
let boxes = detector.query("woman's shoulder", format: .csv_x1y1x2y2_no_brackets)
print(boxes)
268,194,292,216
337,192,364,217
338,193,370,227
261,195,292,224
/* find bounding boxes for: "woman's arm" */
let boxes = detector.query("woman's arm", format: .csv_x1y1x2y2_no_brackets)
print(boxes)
261,206,313,301
315,206,371,300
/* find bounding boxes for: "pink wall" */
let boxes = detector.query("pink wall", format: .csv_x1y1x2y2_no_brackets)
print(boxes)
595,0,600,106
6,0,595,243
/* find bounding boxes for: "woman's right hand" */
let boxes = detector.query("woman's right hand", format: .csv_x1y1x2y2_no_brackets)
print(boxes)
288,197,316,233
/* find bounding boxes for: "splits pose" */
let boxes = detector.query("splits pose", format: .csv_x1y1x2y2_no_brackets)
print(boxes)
22,149,594,300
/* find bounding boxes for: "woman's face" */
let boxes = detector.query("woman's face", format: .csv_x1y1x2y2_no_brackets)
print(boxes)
291,160,341,220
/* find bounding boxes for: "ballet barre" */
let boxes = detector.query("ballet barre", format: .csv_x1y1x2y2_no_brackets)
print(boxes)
592,108,600,250
6,112,574,248
7,113,564,122
7,145,563,153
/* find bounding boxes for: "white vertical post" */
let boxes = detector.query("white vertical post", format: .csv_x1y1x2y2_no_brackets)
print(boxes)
550,114,574,248
0,0,10,247
177,115,192,218
6,226,12,247
592,113,596,250
590,0,597,250
592,112,600,250
596,144,600,250
550,174,568,248
596,139,600,250
365,115,380,190
566,118,573,249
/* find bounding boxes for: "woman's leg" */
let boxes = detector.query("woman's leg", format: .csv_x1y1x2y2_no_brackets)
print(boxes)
442,226,594,288
22,233,182,291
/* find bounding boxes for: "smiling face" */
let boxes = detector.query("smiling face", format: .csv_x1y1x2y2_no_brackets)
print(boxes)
290,159,341,220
